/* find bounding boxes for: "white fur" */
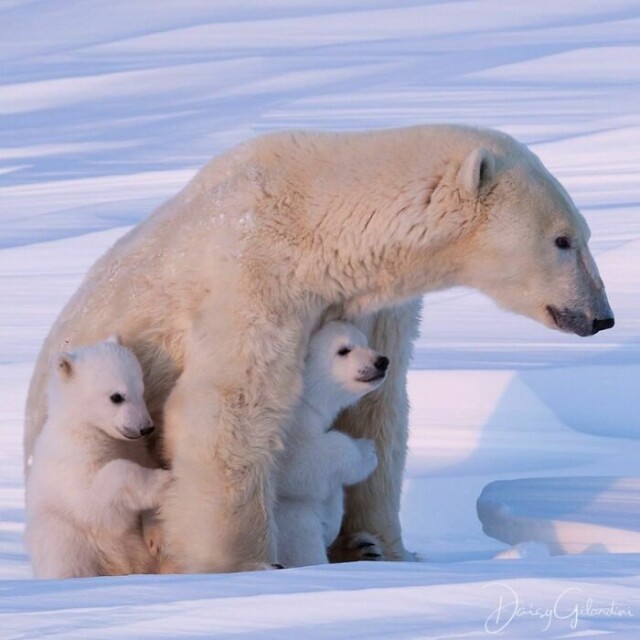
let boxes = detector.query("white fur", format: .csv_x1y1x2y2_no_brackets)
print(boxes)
24,126,613,572
276,321,384,567
25,339,169,578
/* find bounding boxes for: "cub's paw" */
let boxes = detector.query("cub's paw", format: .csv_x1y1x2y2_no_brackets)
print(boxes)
328,531,384,563
354,438,378,477
142,512,163,557
149,469,173,497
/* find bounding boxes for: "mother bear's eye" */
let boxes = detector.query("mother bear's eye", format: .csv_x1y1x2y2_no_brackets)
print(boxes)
555,236,571,250
110,393,125,404
337,347,351,356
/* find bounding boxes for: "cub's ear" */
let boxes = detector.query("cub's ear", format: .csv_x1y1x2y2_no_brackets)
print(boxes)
55,353,75,380
106,334,121,345
320,304,344,324
458,147,494,196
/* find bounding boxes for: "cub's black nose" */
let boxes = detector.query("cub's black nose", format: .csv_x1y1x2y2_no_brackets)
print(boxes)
375,356,389,372
140,425,155,436
592,317,615,334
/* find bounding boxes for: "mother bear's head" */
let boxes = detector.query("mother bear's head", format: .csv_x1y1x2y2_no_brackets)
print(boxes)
449,138,614,336
322,126,614,337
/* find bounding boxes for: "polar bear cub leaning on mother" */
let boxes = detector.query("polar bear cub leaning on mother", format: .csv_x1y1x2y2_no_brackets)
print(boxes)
276,321,387,568
25,336,170,578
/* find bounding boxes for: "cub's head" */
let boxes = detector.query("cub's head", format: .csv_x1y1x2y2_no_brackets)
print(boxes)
49,336,154,441
305,321,388,415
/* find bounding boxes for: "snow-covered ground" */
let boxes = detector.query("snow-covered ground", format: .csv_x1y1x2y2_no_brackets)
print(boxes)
2,1,640,637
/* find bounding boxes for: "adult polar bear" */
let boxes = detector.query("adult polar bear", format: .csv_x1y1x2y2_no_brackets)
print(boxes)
25,125,614,573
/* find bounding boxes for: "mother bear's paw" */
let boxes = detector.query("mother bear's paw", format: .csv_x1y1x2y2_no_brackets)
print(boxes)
328,531,384,563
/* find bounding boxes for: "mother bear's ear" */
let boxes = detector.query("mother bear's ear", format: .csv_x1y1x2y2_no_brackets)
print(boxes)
458,147,495,196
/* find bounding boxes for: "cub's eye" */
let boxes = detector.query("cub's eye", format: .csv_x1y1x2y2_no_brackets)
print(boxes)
337,347,351,357
110,393,125,404
555,236,571,250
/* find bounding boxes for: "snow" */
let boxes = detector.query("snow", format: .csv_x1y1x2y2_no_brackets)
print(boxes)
1,0,640,637
478,478,640,555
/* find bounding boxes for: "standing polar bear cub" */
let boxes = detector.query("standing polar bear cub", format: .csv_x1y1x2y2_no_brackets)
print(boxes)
25,337,169,578
276,321,386,568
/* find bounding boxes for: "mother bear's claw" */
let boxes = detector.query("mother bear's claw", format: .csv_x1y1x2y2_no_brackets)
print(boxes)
357,541,375,549
328,531,384,563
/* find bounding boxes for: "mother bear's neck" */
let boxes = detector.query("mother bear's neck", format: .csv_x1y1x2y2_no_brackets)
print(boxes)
245,149,473,318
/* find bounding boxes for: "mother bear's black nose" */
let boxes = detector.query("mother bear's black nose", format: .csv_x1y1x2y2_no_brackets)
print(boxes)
592,317,615,334
375,356,389,372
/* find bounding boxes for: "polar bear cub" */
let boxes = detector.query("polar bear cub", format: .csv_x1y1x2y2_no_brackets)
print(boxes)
276,321,388,567
25,336,170,578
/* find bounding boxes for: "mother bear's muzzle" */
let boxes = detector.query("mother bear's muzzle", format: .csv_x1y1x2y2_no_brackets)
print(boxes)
546,305,615,337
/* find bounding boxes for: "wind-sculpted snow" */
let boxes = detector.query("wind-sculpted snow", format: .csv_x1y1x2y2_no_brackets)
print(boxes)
478,477,640,554
1,1,639,637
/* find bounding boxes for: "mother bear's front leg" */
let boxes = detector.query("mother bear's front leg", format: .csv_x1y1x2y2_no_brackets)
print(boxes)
160,297,306,573
332,298,422,562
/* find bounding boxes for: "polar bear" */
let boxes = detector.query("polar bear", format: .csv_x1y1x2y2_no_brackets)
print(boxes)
25,337,170,578
276,321,385,567
25,125,614,573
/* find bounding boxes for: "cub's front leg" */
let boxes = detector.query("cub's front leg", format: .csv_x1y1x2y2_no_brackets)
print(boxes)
343,437,378,486
89,460,171,523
